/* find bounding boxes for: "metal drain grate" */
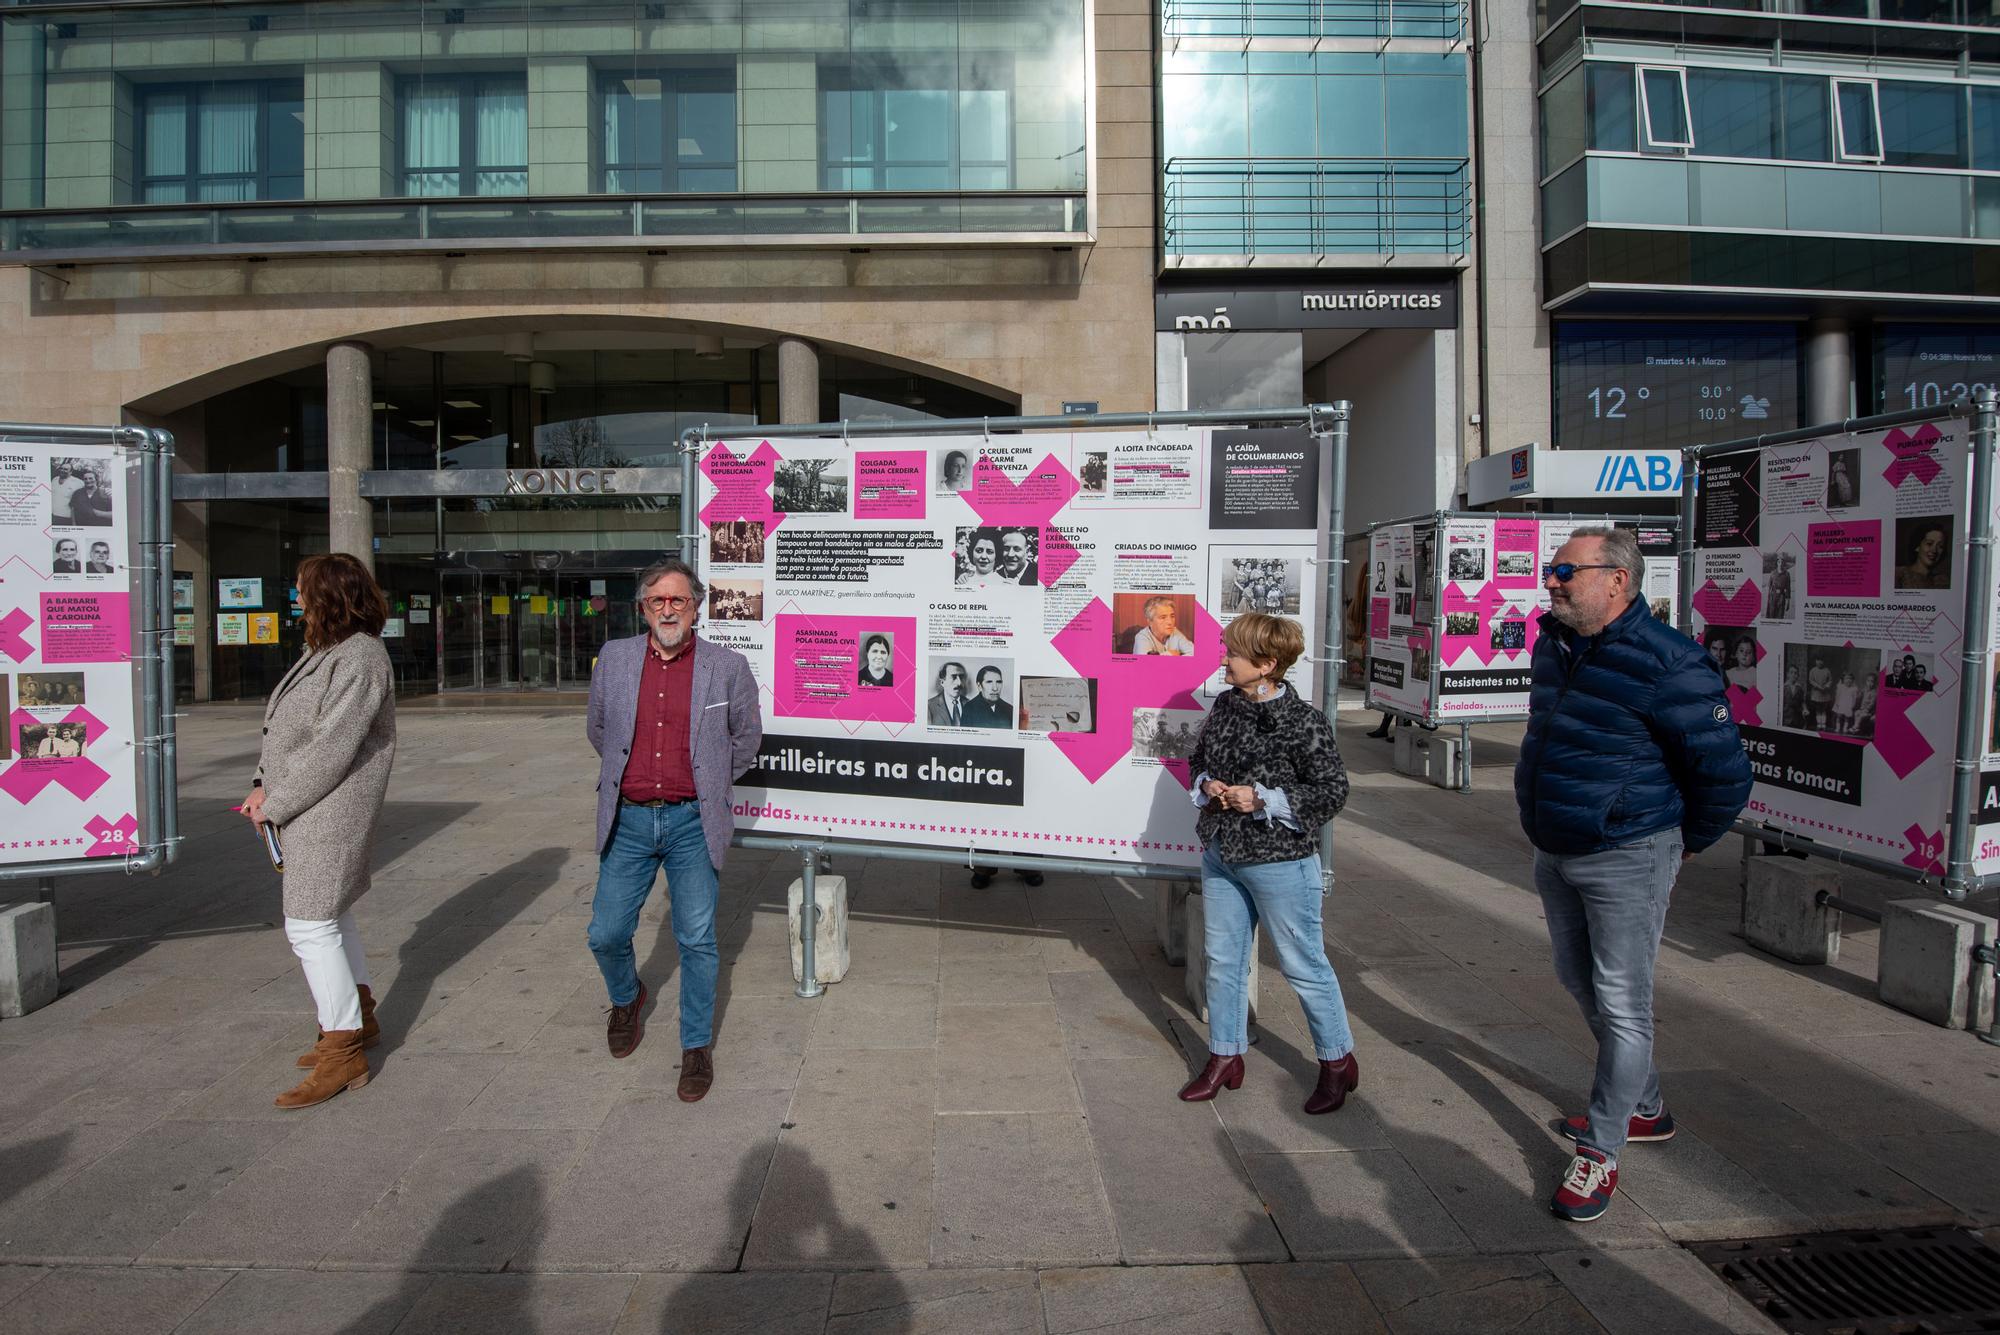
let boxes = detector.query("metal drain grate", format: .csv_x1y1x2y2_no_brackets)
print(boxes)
1689,1227,2000,1335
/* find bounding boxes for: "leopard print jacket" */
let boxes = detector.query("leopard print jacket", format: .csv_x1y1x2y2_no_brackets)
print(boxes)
1189,684,1349,866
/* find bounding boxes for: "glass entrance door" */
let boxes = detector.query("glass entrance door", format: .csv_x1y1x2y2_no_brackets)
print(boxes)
436,565,640,691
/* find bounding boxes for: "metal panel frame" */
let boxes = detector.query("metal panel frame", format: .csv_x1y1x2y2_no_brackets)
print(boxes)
668,404,1352,998
0,423,179,884
1676,394,2000,899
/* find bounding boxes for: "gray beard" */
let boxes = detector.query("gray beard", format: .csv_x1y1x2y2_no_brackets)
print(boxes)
1547,600,1586,632
652,621,692,652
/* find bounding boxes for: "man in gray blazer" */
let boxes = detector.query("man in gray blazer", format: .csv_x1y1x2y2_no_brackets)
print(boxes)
586,556,762,1101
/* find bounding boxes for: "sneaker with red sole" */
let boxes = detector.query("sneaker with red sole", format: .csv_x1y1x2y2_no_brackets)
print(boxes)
1558,1108,1675,1144
1550,1146,1617,1223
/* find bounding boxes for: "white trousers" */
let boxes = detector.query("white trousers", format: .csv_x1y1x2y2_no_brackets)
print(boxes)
285,912,369,1032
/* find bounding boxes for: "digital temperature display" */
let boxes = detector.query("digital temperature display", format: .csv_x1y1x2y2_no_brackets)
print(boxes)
1876,326,2000,413
1553,323,1801,452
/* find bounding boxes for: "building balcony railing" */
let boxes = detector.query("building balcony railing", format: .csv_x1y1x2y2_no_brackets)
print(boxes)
1553,0,1999,24
1163,157,1470,265
0,191,1090,265
1165,0,1469,42
1543,154,2000,246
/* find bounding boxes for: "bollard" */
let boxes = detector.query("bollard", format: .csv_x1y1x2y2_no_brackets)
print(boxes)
795,847,824,1000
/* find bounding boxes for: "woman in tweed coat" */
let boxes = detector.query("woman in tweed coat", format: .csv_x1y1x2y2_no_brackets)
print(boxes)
1180,612,1358,1116
240,553,397,1110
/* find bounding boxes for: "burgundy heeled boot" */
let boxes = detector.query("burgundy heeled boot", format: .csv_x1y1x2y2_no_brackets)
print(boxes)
1178,1053,1245,1102
1304,1052,1359,1115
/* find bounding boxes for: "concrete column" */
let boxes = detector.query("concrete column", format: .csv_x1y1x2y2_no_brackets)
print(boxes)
326,340,375,572
1807,317,1854,426
777,337,820,425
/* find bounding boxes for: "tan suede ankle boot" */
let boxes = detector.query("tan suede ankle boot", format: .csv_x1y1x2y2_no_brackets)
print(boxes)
296,985,381,1067
276,1029,370,1109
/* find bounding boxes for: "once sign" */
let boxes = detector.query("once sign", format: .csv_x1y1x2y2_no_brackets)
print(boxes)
505,468,620,496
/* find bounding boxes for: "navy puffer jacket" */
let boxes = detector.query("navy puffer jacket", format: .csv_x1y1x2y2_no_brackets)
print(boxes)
1515,596,1752,856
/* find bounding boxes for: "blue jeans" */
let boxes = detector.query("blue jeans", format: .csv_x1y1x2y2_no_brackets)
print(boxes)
586,800,720,1051
1200,848,1355,1062
1535,829,1683,1161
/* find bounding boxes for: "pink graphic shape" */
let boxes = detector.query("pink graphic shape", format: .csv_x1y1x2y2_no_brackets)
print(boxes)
698,440,785,534
1902,821,1946,875
960,454,1083,585
772,614,918,724
0,608,33,662
1726,683,1764,728
1439,579,1534,668
853,451,928,520
84,812,138,858
1871,675,1936,779
1882,424,1945,489
1049,597,1220,784
0,706,112,805
41,591,131,664
1693,579,1762,626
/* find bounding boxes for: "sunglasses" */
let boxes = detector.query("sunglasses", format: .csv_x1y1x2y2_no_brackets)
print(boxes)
1542,562,1619,583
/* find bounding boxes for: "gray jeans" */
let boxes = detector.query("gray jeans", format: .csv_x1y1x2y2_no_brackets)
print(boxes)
1534,829,1683,1161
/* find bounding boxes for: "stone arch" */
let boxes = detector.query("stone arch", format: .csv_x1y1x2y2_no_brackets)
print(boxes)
124,311,1019,419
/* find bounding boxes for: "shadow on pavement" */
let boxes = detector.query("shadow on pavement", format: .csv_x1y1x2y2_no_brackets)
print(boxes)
0,1131,72,1212
338,1165,543,1335
376,845,571,1057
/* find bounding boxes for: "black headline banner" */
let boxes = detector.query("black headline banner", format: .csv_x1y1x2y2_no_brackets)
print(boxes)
1979,771,2000,826
750,733,1025,806
1369,659,1405,689
1440,668,1533,696
1739,726,1865,808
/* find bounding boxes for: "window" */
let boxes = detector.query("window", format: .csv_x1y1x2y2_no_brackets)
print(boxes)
601,69,737,193
1879,80,1966,169
1782,76,1831,163
1586,65,1637,153
820,60,1012,191
138,80,303,203
1689,69,1779,160
1834,79,1883,162
1637,67,1693,152
1974,86,2000,170
400,75,527,197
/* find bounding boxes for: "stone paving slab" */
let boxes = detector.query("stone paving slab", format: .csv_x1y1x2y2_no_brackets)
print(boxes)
930,1112,1119,1267
173,1269,427,1335
0,710,1993,1334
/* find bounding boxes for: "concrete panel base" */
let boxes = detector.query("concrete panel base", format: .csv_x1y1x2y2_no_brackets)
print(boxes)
1393,728,1459,789
1155,880,1191,967
787,874,850,985
1742,859,1842,965
1183,890,1258,1026
0,901,58,1016
1879,899,1998,1030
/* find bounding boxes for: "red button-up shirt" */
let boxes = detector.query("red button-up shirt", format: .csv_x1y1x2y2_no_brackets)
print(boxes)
619,641,698,803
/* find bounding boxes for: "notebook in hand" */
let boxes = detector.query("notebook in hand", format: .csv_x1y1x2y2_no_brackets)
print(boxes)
261,822,285,873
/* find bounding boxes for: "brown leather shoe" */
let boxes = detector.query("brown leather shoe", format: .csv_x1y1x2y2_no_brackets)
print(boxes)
297,984,382,1067
606,981,648,1059
1304,1052,1359,1115
1177,1053,1244,1102
275,1029,370,1110
677,1046,713,1102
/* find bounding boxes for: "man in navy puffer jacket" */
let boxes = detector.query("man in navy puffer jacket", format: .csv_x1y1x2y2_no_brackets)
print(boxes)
1515,526,1751,1224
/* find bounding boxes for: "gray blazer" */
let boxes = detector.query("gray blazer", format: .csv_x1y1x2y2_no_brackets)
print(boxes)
254,633,397,921
587,634,763,869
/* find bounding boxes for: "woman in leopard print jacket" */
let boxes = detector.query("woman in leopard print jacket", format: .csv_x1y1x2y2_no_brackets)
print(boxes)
1179,613,1359,1116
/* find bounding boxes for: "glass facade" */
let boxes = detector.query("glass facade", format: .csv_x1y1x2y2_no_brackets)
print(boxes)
1161,50,1471,257
1875,324,2000,409
0,0,1088,254
1552,321,1802,450
174,333,1013,699
1547,61,2000,174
